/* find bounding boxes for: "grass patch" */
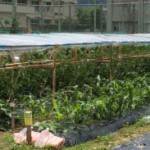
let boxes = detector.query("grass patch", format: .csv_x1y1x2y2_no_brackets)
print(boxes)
0,120,150,150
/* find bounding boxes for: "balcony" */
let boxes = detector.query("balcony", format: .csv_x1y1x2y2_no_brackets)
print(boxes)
0,4,34,14
17,5,35,14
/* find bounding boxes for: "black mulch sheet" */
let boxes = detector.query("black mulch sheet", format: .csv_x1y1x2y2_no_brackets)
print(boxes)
112,133,150,150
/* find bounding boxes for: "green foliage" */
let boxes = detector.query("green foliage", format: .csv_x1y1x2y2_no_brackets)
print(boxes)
135,119,146,127
31,74,150,133
77,6,106,31
10,17,19,33
0,45,149,132
96,135,113,145
0,99,11,131
77,8,92,25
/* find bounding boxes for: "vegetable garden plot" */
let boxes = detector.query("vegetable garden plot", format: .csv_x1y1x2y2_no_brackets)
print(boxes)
0,33,150,147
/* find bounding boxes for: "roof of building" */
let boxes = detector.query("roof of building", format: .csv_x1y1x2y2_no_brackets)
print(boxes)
0,33,150,51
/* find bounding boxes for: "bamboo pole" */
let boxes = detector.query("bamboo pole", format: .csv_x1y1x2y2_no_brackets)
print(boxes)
71,48,77,60
109,44,113,82
10,102,15,133
0,58,111,70
86,48,91,58
27,126,32,144
10,51,15,133
0,63,54,70
118,44,122,59
112,54,150,61
100,45,104,60
4,60,53,67
113,43,122,79
52,49,57,96
1,53,149,71
121,54,150,59
0,53,148,69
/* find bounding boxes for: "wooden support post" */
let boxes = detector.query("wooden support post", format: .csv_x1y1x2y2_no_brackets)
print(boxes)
11,108,15,133
26,126,32,144
71,48,77,60
52,49,57,96
100,45,104,60
86,48,91,59
10,102,15,133
109,44,113,82
10,52,16,132
113,43,123,79
118,44,122,59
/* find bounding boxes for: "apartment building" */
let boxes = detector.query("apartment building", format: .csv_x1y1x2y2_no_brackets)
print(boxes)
107,0,150,33
0,0,77,32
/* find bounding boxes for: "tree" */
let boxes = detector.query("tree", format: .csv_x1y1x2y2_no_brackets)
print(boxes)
77,5,106,32
62,17,79,31
91,6,106,31
77,8,92,25
10,17,19,33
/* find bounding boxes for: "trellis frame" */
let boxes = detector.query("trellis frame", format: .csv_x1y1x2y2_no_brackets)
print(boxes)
0,44,150,95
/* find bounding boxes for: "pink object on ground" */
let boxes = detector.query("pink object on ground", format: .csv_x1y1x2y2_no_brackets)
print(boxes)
14,128,65,149
14,128,40,144
31,131,41,144
34,130,50,148
46,133,65,149
34,129,65,148
14,128,27,144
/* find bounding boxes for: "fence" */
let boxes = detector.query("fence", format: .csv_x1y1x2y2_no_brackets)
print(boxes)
29,4,107,33
0,2,150,33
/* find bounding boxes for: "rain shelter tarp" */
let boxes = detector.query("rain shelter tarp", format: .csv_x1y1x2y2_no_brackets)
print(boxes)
0,33,150,51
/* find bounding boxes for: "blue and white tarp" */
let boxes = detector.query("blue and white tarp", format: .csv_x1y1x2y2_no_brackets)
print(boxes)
0,33,150,51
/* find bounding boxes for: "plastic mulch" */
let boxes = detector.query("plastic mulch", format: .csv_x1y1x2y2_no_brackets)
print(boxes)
112,133,150,150
61,104,150,147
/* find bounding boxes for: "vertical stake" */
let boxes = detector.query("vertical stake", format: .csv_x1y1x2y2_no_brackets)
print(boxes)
113,43,122,78
100,45,104,60
27,126,32,144
87,48,91,59
10,102,15,133
118,43,122,59
109,44,113,82
52,48,57,96
24,110,32,144
11,107,15,133
71,48,77,61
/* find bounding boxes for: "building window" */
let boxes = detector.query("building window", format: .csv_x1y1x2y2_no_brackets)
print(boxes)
60,1,64,5
31,19,40,25
5,20,9,25
1,0,12,4
113,22,120,32
55,12,62,16
44,2,51,5
18,0,27,5
44,19,51,25
0,21,4,27
113,25,119,31
31,0,39,5
55,20,58,24
54,1,64,5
